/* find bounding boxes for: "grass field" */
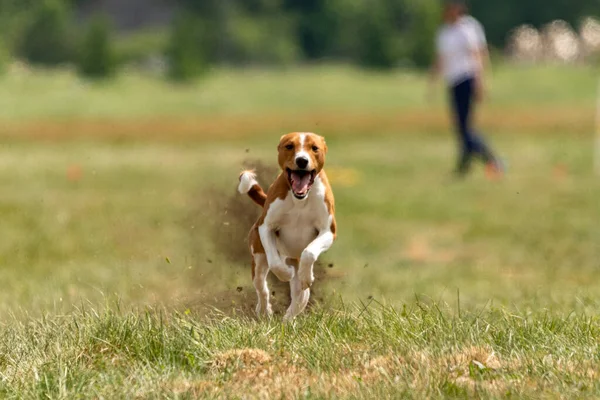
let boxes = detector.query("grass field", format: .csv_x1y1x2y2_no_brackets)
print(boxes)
0,64,599,398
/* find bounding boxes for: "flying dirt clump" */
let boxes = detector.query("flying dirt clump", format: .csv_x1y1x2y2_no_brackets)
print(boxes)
186,159,334,315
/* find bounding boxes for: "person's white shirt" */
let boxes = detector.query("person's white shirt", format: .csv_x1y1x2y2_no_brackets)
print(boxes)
436,15,487,86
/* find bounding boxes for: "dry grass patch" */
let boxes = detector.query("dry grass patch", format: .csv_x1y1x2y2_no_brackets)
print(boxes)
171,349,405,399
0,106,592,142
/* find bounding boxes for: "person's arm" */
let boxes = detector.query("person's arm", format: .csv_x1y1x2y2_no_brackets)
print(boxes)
472,46,486,102
428,55,442,94
472,19,490,101
428,32,443,101
480,45,491,72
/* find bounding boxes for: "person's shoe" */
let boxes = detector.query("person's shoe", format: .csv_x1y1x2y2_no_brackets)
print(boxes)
485,159,506,181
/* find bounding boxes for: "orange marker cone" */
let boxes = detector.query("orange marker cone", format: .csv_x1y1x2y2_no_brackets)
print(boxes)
67,165,83,182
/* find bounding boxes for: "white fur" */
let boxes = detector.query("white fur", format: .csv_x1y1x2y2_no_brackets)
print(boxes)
285,273,310,321
295,133,312,169
238,171,258,194
258,220,295,282
255,176,334,320
253,253,272,317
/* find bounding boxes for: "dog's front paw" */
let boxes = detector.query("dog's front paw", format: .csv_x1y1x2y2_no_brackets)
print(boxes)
283,310,296,322
299,250,316,290
270,261,295,282
298,268,314,291
255,302,273,318
300,277,314,291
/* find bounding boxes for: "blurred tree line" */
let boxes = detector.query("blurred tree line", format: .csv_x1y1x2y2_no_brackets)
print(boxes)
0,0,597,80
172,0,442,76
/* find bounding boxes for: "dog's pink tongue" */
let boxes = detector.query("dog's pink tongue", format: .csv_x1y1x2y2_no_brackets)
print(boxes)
291,172,310,194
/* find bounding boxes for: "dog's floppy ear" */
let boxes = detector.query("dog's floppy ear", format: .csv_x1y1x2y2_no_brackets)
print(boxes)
277,135,286,150
277,133,290,150
321,136,328,154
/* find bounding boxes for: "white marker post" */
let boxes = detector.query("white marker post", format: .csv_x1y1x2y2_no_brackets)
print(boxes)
596,78,600,176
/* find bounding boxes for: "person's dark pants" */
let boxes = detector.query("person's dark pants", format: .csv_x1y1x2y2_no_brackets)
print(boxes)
449,77,497,175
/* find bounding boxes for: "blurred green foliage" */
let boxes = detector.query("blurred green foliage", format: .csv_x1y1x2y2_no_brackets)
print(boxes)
77,14,116,79
407,0,441,69
0,40,8,75
0,0,597,78
166,14,207,82
113,30,168,66
16,0,73,66
174,0,600,69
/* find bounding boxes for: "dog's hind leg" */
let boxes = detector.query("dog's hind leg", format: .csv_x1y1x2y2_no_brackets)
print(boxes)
283,259,310,321
253,253,272,317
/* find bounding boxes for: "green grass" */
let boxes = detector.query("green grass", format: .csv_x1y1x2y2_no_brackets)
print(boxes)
2,304,600,398
0,65,599,398
0,63,595,120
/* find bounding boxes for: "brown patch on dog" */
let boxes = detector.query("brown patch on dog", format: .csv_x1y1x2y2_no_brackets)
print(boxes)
319,170,337,237
247,184,267,207
277,132,327,174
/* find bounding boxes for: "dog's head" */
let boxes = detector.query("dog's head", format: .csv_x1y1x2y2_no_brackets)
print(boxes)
277,132,328,200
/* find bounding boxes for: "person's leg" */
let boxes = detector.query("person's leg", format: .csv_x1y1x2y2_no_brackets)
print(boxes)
461,79,499,165
450,80,473,175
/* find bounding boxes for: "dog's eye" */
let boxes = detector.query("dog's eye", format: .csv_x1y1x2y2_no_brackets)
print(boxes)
285,144,294,150
312,146,319,152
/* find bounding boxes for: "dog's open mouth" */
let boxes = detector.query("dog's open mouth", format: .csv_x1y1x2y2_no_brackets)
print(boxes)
287,168,316,199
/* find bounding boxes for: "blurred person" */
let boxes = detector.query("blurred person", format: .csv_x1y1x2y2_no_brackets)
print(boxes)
429,0,504,179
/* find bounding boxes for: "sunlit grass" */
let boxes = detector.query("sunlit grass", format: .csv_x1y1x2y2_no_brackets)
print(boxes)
0,64,595,120
1,303,600,398
0,65,598,397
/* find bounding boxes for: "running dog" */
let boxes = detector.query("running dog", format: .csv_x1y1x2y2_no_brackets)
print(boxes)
238,132,336,320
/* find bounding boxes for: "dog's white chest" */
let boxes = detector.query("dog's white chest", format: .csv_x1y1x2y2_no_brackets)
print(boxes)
276,203,319,258
265,179,329,259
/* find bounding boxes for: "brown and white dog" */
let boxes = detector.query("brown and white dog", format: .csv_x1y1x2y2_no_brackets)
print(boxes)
238,132,336,320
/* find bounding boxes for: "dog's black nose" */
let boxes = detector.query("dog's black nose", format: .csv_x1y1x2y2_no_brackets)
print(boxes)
295,156,309,169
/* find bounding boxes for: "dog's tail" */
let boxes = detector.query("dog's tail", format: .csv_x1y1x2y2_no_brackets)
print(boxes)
238,170,267,207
